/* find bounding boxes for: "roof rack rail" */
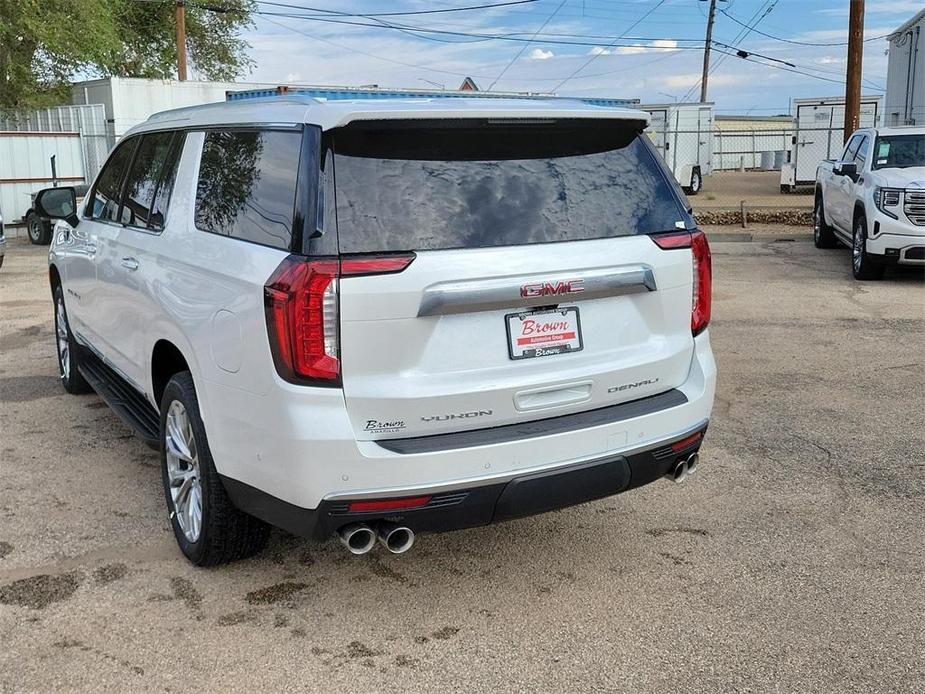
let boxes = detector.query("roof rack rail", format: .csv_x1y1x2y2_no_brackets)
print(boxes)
224,85,640,110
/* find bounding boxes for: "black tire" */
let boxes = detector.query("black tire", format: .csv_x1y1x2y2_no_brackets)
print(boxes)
160,372,270,566
852,214,884,281
53,284,92,394
685,168,703,196
780,184,794,194
813,196,838,248
27,212,50,245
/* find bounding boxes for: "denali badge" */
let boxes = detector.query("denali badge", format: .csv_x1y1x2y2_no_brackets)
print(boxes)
520,279,584,299
422,410,493,422
608,377,660,393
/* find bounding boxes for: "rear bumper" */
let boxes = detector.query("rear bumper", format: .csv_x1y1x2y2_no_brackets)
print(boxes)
221,421,708,540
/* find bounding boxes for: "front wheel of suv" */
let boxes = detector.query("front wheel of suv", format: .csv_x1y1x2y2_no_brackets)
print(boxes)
160,371,270,565
852,215,884,281
53,285,92,394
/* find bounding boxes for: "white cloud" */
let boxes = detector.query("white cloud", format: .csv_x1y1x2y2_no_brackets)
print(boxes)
590,39,679,56
528,48,555,60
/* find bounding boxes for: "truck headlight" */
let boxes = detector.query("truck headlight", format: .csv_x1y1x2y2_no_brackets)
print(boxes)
874,187,901,219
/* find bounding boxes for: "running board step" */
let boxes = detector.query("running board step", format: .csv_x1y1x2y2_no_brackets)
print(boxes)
78,351,160,448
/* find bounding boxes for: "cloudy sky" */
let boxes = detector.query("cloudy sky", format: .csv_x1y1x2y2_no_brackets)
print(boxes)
235,0,920,114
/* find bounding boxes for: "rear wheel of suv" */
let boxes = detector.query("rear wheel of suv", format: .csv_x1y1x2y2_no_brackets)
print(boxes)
813,196,837,248
53,285,91,394
160,372,270,565
27,212,50,245
852,215,884,281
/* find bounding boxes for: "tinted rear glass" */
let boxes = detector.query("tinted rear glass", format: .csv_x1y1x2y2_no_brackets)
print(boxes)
195,129,301,250
332,121,686,253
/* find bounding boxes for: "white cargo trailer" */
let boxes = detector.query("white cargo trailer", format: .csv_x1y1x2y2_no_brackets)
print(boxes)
885,8,924,126
640,102,714,195
780,95,882,191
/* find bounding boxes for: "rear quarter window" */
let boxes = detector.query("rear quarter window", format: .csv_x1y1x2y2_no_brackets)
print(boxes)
194,129,301,250
332,120,688,253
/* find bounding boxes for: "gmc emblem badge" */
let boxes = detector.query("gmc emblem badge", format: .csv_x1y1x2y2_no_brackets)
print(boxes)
520,279,585,298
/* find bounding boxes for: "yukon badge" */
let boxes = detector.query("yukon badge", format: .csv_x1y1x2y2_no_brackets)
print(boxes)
520,279,584,299
422,410,493,423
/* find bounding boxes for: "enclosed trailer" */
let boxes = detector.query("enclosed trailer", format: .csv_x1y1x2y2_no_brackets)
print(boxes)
780,95,882,191
885,8,924,127
639,102,714,195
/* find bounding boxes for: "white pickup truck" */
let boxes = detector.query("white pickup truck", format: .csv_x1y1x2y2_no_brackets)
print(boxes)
814,127,925,279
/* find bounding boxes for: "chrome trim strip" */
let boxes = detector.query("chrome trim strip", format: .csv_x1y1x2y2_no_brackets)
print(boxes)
417,264,657,317
322,419,709,502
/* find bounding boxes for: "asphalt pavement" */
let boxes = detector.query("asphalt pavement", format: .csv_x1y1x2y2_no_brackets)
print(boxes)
0,233,922,693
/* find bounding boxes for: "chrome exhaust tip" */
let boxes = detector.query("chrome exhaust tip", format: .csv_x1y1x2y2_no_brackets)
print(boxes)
669,458,689,484
686,452,700,475
376,522,415,554
337,523,376,555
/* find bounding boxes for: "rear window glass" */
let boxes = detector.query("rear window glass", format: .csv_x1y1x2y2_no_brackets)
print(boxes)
332,121,686,253
194,129,301,250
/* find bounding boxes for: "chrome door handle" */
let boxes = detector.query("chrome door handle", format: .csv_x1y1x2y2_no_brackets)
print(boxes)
121,257,139,271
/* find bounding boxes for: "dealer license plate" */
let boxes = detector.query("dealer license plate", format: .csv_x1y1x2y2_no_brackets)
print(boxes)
505,307,583,360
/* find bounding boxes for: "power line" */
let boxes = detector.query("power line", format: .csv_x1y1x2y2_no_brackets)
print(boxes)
719,8,891,46
550,0,670,91
680,0,776,101
487,0,568,90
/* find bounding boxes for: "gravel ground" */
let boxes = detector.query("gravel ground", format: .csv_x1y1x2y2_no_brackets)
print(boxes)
0,235,923,693
695,170,813,209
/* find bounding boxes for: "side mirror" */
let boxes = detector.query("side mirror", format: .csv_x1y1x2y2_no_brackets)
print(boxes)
34,186,79,227
833,161,858,179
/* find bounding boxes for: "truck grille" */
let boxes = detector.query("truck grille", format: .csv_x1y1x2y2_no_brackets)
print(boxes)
905,191,925,226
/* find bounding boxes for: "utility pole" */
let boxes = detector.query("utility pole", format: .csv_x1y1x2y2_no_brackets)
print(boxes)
699,0,718,103
176,1,188,81
843,0,864,142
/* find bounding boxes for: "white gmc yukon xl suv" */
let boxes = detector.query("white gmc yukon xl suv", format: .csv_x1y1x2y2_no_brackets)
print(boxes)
41,97,716,565
814,127,925,279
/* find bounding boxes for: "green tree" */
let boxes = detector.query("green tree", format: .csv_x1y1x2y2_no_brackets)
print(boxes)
0,0,255,110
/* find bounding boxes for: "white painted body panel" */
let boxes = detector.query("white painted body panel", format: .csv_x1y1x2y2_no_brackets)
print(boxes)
50,97,715,513
816,126,925,264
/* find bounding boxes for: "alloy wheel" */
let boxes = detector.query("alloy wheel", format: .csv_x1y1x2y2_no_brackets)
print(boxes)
29,218,42,243
55,296,70,380
165,400,203,543
853,221,864,272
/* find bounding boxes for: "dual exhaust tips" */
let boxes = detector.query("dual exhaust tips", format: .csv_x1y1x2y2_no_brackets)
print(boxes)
668,452,700,484
337,521,414,555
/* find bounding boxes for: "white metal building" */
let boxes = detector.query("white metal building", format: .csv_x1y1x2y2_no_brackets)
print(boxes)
885,9,924,126
0,104,107,228
71,77,282,140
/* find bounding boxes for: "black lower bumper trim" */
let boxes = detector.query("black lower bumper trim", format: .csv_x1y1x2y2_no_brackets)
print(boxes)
375,389,688,454
220,423,708,541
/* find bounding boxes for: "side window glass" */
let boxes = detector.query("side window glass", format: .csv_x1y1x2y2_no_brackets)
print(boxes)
150,133,185,230
194,129,301,250
90,138,137,223
854,136,869,166
121,132,178,230
841,135,860,162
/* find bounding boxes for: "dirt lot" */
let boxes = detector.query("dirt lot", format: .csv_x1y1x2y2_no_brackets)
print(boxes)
695,170,813,209
0,235,923,693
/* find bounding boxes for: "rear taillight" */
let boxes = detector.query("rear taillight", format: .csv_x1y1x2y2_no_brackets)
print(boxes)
652,229,712,336
689,230,712,335
264,253,414,385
